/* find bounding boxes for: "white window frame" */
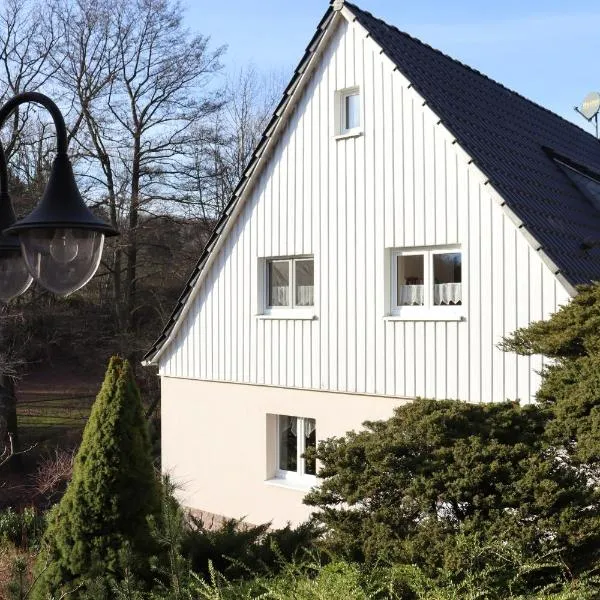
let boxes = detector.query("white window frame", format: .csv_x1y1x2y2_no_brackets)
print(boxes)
335,87,362,138
389,246,464,320
275,415,317,486
261,255,315,318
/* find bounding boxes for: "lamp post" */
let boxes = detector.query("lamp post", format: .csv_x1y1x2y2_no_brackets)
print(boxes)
0,92,118,301
0,93,118,468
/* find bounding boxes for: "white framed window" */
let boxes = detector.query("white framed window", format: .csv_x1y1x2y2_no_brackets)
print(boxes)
263,256,314,315
390,246,463,319
275,414,317,483
336,87,361,136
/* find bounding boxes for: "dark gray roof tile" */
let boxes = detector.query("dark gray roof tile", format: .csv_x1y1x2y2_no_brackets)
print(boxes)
346,1,600,285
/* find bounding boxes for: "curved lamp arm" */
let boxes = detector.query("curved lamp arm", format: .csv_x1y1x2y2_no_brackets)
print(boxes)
0,92,68,196
0,92,117,298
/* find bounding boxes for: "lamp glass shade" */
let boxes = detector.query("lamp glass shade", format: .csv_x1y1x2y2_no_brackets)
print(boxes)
0,251,33,302
20,228,104,296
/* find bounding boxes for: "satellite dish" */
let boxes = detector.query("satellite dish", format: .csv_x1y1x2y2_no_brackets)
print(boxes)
580,92,600,120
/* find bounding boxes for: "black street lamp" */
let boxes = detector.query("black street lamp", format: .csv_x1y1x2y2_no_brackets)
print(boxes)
0,92,118,300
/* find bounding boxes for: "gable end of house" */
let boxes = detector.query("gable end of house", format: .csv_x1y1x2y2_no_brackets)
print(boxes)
145,1,600,368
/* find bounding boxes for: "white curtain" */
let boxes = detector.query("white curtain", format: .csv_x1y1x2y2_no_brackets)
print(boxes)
434,282,462,305
290,417,316,438
303,418,316,437
270,285,289,305
398,284,424,306
271,285,314,306
296,285,314,306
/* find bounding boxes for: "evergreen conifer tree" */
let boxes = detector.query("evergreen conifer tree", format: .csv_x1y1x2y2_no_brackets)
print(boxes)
32,356,161,598
305,398,600,580
502,283,600,464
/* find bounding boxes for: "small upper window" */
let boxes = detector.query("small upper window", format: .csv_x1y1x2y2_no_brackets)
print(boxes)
266,256,314,310
337,88,360,135
344,92,360,130
391,247,462,316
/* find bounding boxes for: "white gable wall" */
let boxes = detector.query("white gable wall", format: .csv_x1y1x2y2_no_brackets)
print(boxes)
158,17,571,403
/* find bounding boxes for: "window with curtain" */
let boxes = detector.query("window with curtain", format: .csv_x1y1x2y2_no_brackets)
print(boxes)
277,415,316,479
266,256,314,310
391,247,462,314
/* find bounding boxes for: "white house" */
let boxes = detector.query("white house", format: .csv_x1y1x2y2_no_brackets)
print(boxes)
143,1,600,527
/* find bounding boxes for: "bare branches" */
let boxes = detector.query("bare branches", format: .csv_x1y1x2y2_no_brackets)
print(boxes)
0,0,60,159
33,446,75,502
0,431,36,469
178,64,284,219
0,0,284,353
51,0,227,330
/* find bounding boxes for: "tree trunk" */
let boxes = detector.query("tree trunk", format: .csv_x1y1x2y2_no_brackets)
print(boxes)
105,162,126,330
126,135,141,335
0,375,21,470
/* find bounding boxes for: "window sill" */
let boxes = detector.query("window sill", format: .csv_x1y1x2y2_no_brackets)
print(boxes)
334,130,363,141
384,312,465,322
265,477,317,492
257,311,317,320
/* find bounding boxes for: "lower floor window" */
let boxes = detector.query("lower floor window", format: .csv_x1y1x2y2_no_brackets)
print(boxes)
278,415,316,478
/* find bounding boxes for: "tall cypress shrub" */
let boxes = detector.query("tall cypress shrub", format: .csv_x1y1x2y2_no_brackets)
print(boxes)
33,356,161,598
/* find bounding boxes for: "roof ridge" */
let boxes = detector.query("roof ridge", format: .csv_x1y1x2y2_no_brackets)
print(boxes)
345,1,596,141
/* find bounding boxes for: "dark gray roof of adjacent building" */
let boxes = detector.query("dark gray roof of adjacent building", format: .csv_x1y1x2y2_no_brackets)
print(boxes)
346,1,600,286
144,1,600,363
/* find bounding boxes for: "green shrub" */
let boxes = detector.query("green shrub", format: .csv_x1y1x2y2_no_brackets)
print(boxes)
0,506,44,549
304,398,600,591
181,514,321,580
179,555,600,600
31,356,162,599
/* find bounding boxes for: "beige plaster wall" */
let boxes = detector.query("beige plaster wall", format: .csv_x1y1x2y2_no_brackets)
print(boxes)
161,377,409,528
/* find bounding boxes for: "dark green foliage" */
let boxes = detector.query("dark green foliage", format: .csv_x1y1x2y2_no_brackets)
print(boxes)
0,507,44,549
504,284,600,465
501,284,600,359
72,480,323,599
181,515,322,580
304,398,600,589
31,357,161,599
304,284,600,594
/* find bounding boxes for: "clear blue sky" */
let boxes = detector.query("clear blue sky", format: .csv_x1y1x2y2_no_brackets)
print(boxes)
186,0,600,134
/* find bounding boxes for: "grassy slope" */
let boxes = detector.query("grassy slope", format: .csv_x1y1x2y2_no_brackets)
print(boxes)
0,368,100,509
17,366,99,448
18,395,94,447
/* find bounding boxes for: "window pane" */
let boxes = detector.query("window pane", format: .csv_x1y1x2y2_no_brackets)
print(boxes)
433,252,462,305
278,415,297,472
295,259,314,306
396,255,424,306
345,93,360,130
303,418,316,475
268,260,289,306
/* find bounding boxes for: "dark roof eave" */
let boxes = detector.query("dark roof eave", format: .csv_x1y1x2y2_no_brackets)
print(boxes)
142,6,338,364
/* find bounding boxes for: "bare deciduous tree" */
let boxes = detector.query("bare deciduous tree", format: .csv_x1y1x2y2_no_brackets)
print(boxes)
54,0,225,336
182,65,284,219
0,0,60,160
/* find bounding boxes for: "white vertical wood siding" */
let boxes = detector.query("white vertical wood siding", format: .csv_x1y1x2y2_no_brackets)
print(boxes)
159,18,571,403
